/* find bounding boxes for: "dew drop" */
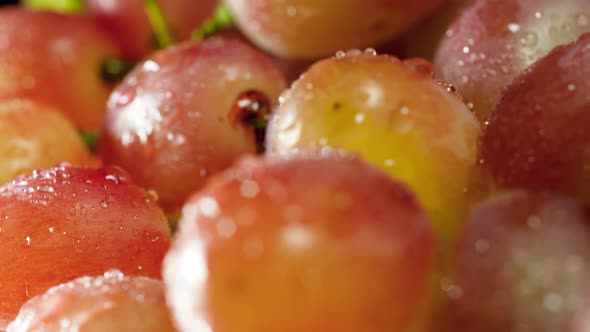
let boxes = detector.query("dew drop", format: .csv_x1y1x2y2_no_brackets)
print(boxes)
240,180,260,199
142,60,160,72
364,48,377,55
520,32,539,47
507,23,521,33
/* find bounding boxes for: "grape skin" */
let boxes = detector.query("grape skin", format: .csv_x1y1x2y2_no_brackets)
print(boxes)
100,37,286,214
7,271,175,332
267,51,481,247
434,0,590,122
0,99,93,185
0,165,171,328
450,190,590,332
482,33,590,203
226,0,444,59
164,152,435,332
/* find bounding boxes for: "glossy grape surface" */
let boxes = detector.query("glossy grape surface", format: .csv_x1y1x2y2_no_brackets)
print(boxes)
0,165,171,328
225,0,444,59
0,99,93,185
7,270,175,332
0,8,121,129
100,37,286,214
482,33,590,203
434,0,590,122
164,153,435,332
449,190,590,332
267,51,482,246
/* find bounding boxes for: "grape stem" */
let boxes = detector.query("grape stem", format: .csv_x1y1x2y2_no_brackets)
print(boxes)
192,4,234,41
144,0,175,49
79,130,99,154
22,0,85,13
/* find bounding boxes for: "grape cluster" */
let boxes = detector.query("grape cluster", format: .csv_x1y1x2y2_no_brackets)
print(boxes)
0,0,589,331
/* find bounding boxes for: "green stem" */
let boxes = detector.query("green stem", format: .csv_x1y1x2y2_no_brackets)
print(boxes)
23,0,85,13
79,130,99,154
192,3,234,41
144,0,175,49
100,57,137,85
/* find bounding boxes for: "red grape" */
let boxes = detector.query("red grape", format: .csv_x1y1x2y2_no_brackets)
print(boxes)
482,33,590,203
7,270,175,332
449,190,590,332
0,8,121,130
225,0,445,59
163,152,435,332
0,164,171,328
434,0,590,122
0,99,93,185
100,37,287,214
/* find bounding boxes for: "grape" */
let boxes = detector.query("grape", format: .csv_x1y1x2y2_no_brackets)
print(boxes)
434,0,590,122
267,51,482,247
0,164,171,328
163,152,435,332
449,190,590,332
86,0,218,58
225,0,445,60
482,33,590,203
0,8,121,130
0,99,93,185
7,270,175,332
100,37,286,214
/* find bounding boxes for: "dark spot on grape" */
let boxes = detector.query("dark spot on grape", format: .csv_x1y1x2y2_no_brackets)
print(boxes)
100,57,136,85
332,102,342,111
229,90,272,154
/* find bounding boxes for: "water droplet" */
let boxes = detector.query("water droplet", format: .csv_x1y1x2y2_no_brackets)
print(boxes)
354,113,366,124
240,180,260,199
543,293,563,312
142,60,160,72
577,14,589,27
520,32,539,47
507,23,521,33
475,239,490,254
364,48,377,55
216,218,237,238
198,197,220,218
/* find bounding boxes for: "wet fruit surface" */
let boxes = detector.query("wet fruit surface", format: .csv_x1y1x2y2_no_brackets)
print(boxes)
449,190,590,332
0,99,93,186
482,33,590,203
0,8,121,130
100,37,286,214
164,153,435,332
7,270,175,332
0,165,171,328
225,0,444,59
434,0,590,122
267,51,481,247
